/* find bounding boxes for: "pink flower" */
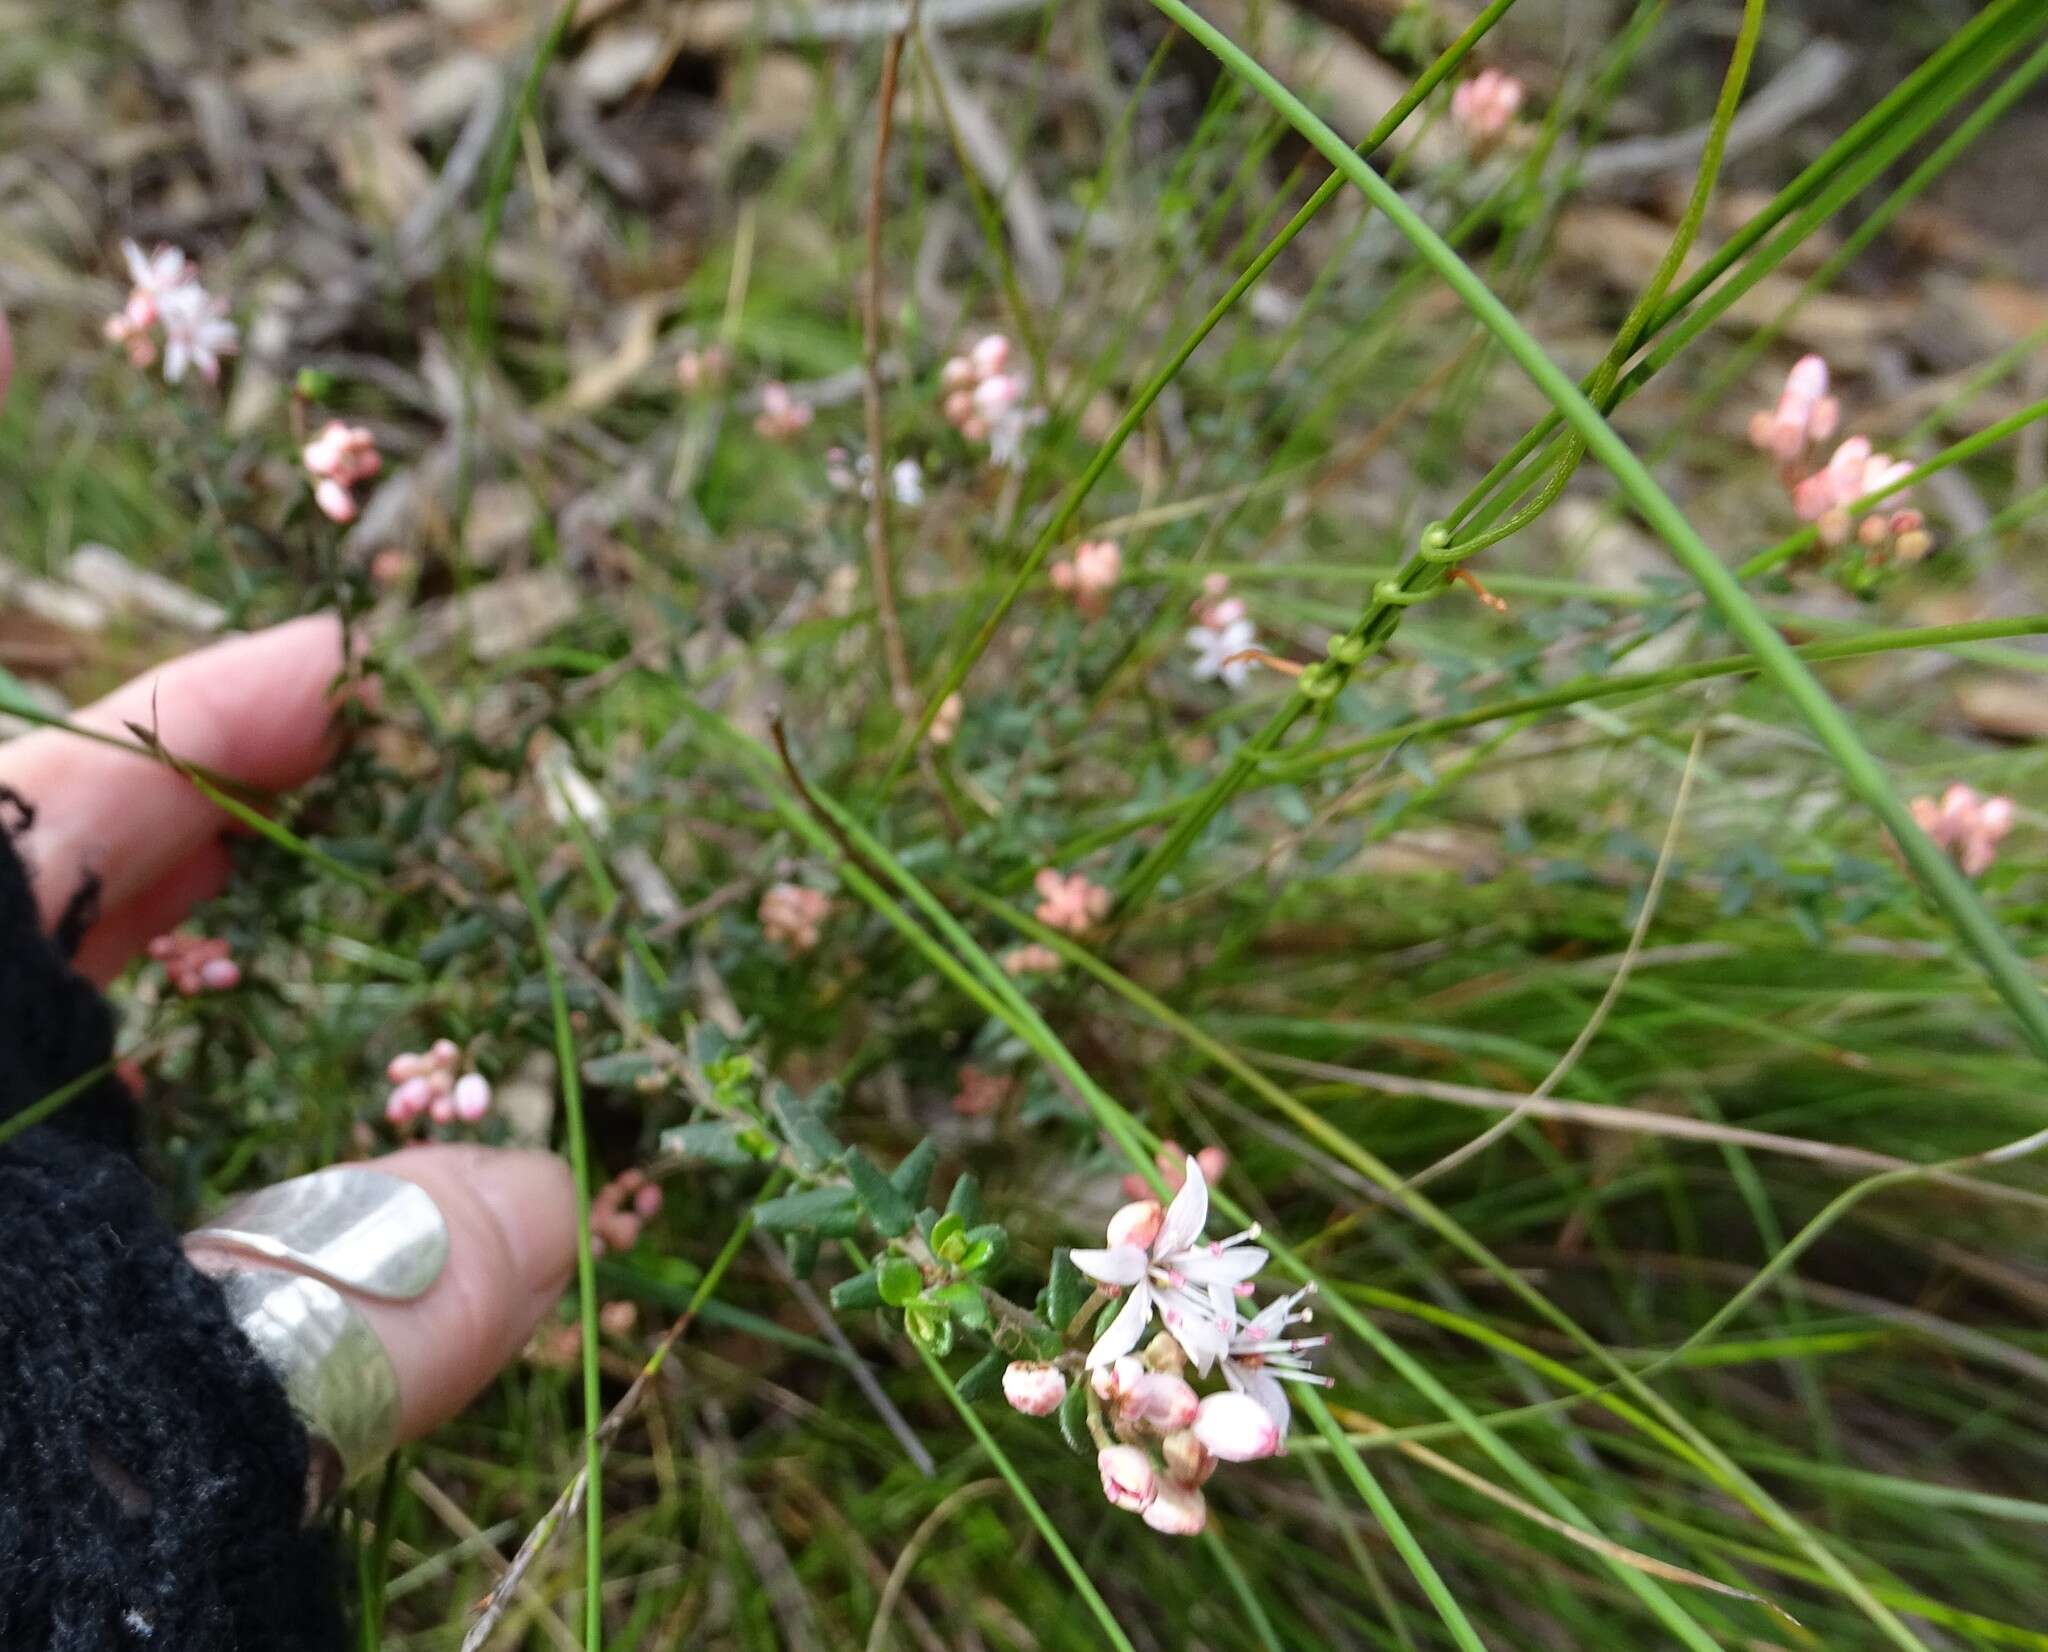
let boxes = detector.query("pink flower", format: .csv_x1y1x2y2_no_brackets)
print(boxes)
1122,1142,1228,1202
1792,436,1924,557
1193,1390,1283,1461
1748,354,1840,470
302,420,382,524
760,881,832,953
1452,68,1523,146
1097,1445,1158,1513
1140,1478,1208,1535
1070,1155,1268,1372
753,381,814,440
1001,943,1062,977
927,691,964,747
939,333,1041,467
1187,614,1258,690
1049,539,1122,618
156,281,237,385
1911,783,2016,878
1002,1361,1069,1417
1033,868,1111,935
146,931,241,996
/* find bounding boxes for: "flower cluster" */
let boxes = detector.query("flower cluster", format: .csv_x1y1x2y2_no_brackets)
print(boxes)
754,381,815,441
147,930,241,995
1005,1158,1330,1537
825,447,925,507
1911,783,2016,878
676,344,727,393
302,420,382,524
1752,356,1931,570
591,1168,664,1254
384,1039,492,1127
104,240,238,385
1033,868,1111,936
1002,942,1062,977
1452,68,1523,148
1121,1140,1227,1202
760,881,832,953
1185,573,1257,691
1049,539,1121,618
940,333,1042,468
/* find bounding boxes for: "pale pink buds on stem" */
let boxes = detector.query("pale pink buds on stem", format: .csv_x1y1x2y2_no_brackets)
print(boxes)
147,931,240,996
1048,539,1121,618
1193,1391,1283,1462
1033,868,1111,936
939,332,1041,466
1098,1445,1158,1513
1747,354,1839,473
1452,68,1523,148
382,1040,492,1128
591,1168,663,1255
1911,783,2016,878
760,882,832,953
753,381,814,440
302,420,382,524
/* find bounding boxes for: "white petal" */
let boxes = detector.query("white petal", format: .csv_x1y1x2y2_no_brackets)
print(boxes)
1085,1281,1153,1369
1173,1244,1268,1286
1069,1244,1147,1287
1245,1367,1293,1441
1158,1287,1231,1375
1155,1157,1208,1257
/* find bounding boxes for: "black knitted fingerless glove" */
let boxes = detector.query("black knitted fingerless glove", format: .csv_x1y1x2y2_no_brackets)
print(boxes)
0,797,343,1652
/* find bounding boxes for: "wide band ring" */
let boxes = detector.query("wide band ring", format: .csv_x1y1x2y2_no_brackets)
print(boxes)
187,1166,448,1514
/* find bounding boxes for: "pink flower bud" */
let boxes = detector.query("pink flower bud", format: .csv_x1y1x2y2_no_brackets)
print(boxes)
1193,1391,1282,1462
1092,1355,1144,1405
1106,1199,1164,1251
1002,1361,1069,1417
387,1052,424,1083
313,478,357,523
1125,1372,1199,1431
1161,1428,1217,1487
197,957,241,991
390,1075,434,1117
430,1038,460,1065
940,355,973,390
452,1072,492,1123
429,1094,455,1125
1097,1444,1158,1512
384,1090,416,1125
632,1182,663,1219
969,333,1011,376
1140,1478,1208,1535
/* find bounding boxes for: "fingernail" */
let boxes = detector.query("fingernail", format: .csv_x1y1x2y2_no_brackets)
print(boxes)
469,1149,577,1298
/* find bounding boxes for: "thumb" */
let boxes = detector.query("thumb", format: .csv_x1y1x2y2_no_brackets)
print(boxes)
189,1145,578,1442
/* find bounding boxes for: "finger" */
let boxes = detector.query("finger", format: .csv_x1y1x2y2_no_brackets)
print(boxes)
72,840,233,986
0,614,347,931
321,1146,576,1441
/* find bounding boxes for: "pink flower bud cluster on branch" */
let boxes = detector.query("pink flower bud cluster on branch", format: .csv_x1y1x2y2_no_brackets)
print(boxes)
302,420,382,524
146,931,240,995
1032,869,1111,936
591,1168,664,1255
1751,356,1931,567
753,381,814,441
104,239,239,384
1003,1157,1332,1538
760,882,832,953
1451,68,1523,147
1911,783,2016,878
384,1039,492,1128
940,333,1042,468
1048,539,1122,618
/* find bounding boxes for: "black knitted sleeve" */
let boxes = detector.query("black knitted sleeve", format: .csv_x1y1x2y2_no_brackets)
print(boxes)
0,799,345,1652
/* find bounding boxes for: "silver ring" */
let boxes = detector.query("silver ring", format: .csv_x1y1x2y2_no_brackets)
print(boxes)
187,1167,448,1510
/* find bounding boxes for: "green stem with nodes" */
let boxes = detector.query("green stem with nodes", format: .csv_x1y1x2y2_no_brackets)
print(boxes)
873,0,1524,794
1127,0,2048,1080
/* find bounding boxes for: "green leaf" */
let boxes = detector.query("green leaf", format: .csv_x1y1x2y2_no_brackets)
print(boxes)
905,1304,954,1357
845,1149,916,1237
1056,1373,1091,1455
418,914,496,964
889,1138,939,1206
1047,1247,1086,1328
768,1082,843,1170
924,1281,990,1330
658,1120,772,1166
754,1186,858,1234
944,1172,981,1225
955,1351,1003,1405
583,1051,659,1086
784,1231,819,1279
929,1211,968,1262
962,1224,1008,1274
829,1269,885,1311
877,1256,925,1307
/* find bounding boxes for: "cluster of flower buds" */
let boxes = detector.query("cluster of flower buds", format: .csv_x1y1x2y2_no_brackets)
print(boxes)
104,240,238,384
1001,942,1062,977
301,420,382,524
1911,783,2016,878
825,448,925,507
760,882,832,953
939,333,1042,468
1753,357,1932,571
1185,572,1257,691
676,344,728,393
385,1039,492,1127
1049,539,1122,618
147,931,241,995
526,1300,644,1368
1033,868,1111,936
1004,1158,1330,1537
1746,353,1839,477
591,1168,664,1254
754,381,815,440
1451,68,1523,149
1122,1140,1228,1202
1790,436,1929,561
